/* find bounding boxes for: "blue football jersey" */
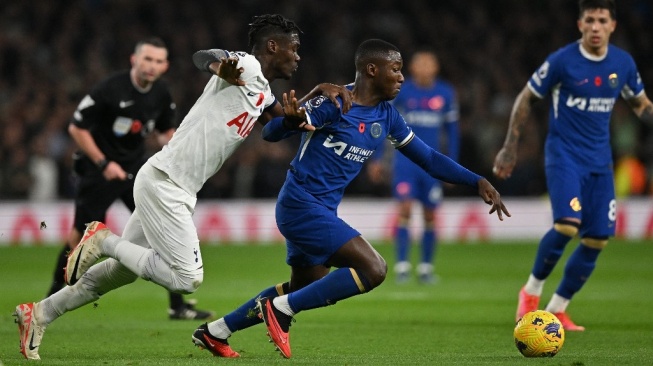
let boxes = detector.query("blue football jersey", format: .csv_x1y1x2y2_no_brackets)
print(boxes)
391,78,459,150
528,41,644,172
390,78,460,193
280,96,414,211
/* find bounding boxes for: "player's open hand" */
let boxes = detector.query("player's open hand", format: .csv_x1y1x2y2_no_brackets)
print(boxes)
315,83,353,114
282,90,314,131
492,146,517,180
477,178,511,221
216,56,245,86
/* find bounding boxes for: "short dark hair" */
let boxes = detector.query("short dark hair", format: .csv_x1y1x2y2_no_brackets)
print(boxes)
134,37,167,53
579,0,616,19
354,39,400,71
247,14,302,50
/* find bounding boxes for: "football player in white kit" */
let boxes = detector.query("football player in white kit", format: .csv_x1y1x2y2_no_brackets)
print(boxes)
13,14,352,360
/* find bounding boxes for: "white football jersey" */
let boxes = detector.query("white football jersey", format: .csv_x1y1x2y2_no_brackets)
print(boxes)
149,52,276,195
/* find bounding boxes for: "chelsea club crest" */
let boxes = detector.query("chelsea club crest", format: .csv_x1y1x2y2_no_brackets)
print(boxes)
370,123,382,138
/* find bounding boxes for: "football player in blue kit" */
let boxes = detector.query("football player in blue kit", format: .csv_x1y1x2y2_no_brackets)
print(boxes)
493,0,653,331
387,49,460,284
194,39,510,359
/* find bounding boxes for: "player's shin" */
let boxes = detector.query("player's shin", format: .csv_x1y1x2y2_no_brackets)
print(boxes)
555,241,602,299
222,282,290,333
531,226,575,280
287,268,372,312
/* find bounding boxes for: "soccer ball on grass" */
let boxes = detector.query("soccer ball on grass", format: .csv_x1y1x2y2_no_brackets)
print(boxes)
514,310,565,357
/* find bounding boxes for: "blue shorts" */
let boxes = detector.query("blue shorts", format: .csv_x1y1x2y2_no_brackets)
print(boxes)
393,162,442,209
546,164,616,238
275,201,360,267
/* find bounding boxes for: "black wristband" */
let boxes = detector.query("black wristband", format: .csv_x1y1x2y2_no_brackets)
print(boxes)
96,159,109,171
282,116,307,130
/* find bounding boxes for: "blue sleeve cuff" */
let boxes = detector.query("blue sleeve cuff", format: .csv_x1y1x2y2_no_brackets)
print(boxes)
262,116,297,142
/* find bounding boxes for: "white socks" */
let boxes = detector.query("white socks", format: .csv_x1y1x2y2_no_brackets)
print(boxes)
208,318,232,339
523,274,545,296
40,258,138,325
545,293,570,314
273,295,295,316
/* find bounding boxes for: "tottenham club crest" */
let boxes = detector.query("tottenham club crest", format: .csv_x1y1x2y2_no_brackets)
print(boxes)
370,123,382,138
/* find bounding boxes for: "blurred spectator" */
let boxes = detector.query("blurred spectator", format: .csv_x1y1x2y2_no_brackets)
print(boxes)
0,0,651,200
28,133,58,201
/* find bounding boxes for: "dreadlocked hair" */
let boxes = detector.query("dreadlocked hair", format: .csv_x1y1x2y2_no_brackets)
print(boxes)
247,14,302,49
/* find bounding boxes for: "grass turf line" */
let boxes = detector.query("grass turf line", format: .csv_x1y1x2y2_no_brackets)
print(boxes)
0,240,651,365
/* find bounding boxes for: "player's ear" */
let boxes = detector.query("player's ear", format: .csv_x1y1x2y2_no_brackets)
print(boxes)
130,53,136,67
366,63,378,77
267,39,278,53
161,59,170,74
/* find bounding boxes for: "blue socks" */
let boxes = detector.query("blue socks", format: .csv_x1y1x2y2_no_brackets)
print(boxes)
395,224,410,262
556,244,601,299
224,283,287,332
532,228,572,279
421,228,436,264
288,268,369,313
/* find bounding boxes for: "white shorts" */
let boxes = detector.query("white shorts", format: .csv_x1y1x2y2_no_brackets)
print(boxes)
123,162,203,275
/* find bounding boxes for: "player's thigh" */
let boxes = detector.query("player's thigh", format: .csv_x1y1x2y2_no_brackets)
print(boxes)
134,163,201,271
329,235,386,276
545,165,583,221
580,172,616,238
276,202,359,267
74,175,130,232
121,210,148,248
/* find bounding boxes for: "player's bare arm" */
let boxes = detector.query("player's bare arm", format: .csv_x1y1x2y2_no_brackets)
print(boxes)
299,83,353,113
493,85,539,179
259,84,351,127
625,92,653,126
477,178,511,221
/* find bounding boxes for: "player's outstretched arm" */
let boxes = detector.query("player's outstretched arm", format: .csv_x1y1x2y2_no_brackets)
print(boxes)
399,135,509,221
625,92,653,126
298,83,353,113
192,49,245,86
492,85,539,180
262,90,314,142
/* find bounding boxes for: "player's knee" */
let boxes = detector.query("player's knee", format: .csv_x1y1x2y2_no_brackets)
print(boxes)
363,257,387,289
173,271,204,294
553,221,579,237
581,237,608,249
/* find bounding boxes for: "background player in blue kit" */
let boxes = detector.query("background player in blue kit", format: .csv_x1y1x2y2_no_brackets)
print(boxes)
493,0,653,331
194,39,509,359
386,49,460,284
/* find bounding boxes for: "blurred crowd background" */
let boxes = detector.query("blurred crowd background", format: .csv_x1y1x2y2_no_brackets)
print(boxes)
1,0,652,201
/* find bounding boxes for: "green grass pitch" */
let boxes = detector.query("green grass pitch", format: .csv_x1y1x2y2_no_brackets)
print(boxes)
0,240,651,365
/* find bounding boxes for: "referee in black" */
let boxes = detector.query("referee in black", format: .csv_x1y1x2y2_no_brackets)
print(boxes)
48,37,214,320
